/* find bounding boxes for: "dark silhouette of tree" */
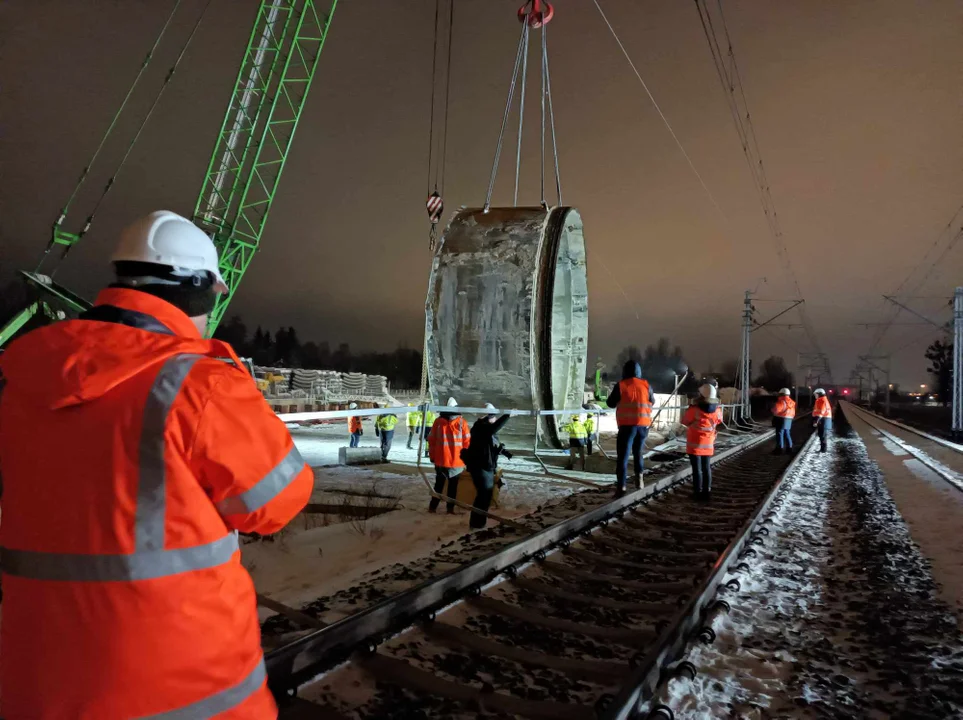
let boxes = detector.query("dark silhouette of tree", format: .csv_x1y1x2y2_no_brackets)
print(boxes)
613,345,643,376
754,355,794,392
717,359,740,387
925,339,952,405
274,326,301,367
643,337,688,392
250,326,274,365
213,315,247,352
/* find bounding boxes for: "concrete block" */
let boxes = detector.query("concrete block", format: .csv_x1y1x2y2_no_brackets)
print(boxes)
338,447,383,466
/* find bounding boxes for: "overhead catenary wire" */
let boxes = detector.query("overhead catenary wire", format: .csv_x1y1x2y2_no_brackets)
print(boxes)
592,0,729,224
71,0,214,254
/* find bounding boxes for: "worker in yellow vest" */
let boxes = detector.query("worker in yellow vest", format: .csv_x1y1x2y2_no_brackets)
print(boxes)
374,405,398,461
562,414,589,470
406,404,423,449
422,409,437,457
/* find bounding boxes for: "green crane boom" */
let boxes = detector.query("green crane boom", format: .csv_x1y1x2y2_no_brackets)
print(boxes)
195,0,336,335
0,0,336,348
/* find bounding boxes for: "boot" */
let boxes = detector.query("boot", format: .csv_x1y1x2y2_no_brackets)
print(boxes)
614,486,626,499
633,475,642,490
703,488,712,503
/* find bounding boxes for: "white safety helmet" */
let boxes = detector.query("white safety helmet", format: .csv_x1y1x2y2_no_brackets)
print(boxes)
578,413,588,423
348,402,358,410
814,388,826,397
698,383,718,401
446,397,459,407
484,402,497,421
111,211,228,293
779,388,791,396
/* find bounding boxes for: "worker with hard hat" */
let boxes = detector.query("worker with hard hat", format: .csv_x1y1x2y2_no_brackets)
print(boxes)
427,397,471,513
348,402,363,447
607,360,655,496
584,403,600,456
0,210,313,717
812,388,833,452
406,403,423,449
422,407,437,457
562,413,589,471
681,384,725,501
374,404,399,461
461,403,512,528
772,387,796,454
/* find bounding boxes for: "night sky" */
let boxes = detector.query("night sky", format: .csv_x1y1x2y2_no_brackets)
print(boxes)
1,0,960,387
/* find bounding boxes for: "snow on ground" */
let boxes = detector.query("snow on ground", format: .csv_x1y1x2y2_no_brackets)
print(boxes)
847,410,963,621
655,420,963,719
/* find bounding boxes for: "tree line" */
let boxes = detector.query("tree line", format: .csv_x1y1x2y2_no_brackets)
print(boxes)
213,315,424,388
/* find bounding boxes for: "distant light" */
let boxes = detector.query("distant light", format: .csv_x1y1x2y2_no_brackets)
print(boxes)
842,389,848,395
921,384,927,389
829,389,835,394
888,384,893,389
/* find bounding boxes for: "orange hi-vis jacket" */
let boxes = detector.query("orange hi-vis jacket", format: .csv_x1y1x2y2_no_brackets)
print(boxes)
773,396,797,419
0,288,313,719
681,405,724,456
348,415,362,433
813,396,833,419
428,415,471,469
616,378,653,427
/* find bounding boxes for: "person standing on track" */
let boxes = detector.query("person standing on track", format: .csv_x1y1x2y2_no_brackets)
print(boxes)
347,402,363,447
681,384,724,502
562,413,589,470
772,387,796,454
812,388,833,452
428,397,471,513
584,403,600,456
607,360,654,496
462,403,512,529
0,210,313,718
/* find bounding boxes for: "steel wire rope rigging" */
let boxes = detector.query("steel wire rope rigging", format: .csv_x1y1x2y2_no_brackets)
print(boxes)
42,0,214,274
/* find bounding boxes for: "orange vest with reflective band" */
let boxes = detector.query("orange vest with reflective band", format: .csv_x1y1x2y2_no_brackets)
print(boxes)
813,396,832,419
616,378,653,427
349,416,362,433
0,289,313,719
774,396,796,419
428,415,471,468
682,405,724,456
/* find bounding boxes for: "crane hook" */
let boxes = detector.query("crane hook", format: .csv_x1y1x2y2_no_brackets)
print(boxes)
517,0,554,28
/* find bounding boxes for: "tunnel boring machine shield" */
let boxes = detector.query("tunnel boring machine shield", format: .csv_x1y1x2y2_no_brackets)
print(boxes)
425,206,588,448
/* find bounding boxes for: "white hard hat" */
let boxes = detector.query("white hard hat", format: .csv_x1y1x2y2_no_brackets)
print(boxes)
578,413,588,422
698,383,718,401
779,388,791,396
349,402,358,409
814,388,826,396
112,211,228,293
446,397,458,407
484,402,497,412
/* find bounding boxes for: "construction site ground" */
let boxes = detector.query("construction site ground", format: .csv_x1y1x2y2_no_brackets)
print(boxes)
246,421,765,641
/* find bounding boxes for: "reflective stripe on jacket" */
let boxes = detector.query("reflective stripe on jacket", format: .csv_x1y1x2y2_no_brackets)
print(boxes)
585,415,596,435
616,378,653,427
773,396,797,419
406,410,422,427
348,416,362,434
0,288,312,718
376,414,398,431
813,396,832,419
428,416,471,468
682,405,724,456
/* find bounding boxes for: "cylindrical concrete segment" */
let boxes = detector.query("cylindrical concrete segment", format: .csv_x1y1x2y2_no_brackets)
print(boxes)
425,206,588,448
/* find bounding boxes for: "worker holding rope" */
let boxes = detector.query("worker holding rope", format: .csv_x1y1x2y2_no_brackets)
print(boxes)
0,211,312,717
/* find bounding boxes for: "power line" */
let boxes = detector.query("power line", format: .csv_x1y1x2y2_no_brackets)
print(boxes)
592,0,729,223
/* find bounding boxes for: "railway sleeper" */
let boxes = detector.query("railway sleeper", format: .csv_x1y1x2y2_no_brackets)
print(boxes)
540,560,694,594
564,545,708,576
512,577,680,614
587,533,719,561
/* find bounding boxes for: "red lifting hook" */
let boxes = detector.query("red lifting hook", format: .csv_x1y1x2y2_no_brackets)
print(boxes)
517,0,554,28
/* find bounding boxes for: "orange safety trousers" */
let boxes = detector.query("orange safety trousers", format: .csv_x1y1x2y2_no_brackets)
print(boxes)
0,288,313,719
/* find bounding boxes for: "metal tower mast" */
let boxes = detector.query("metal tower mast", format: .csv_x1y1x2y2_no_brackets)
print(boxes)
195,0,337,334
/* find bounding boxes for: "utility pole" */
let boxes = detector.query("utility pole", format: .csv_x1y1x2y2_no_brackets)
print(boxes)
738,290,753,421
953,287,963,439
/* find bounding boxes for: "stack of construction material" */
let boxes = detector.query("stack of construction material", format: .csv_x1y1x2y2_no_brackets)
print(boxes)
341,373,366,395
365,374,388,396
316,371,342,395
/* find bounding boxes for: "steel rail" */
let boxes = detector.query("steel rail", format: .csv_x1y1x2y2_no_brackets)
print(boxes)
265,429,775,698
842,401,963,454
843,403,963,493
599,422,815,719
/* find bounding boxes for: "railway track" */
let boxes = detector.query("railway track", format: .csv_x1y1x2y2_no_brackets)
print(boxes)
843,401,963,493
268,420,813,719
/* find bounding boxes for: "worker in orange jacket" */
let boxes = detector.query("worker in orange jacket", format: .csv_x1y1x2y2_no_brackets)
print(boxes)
772,387,797,454
606,360,654,496
812,388,833,452
0,211,313,718
347,402,363,447
427,397,471,513
681,384,724,502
